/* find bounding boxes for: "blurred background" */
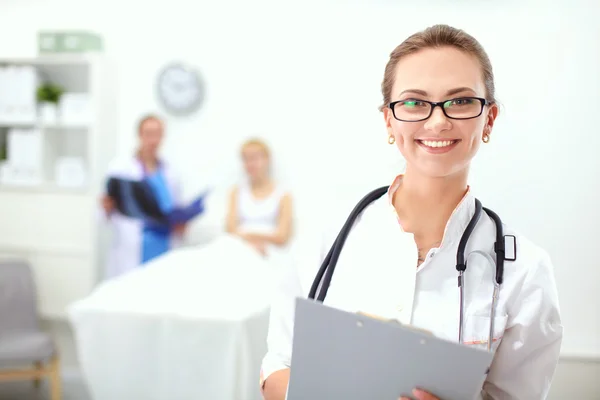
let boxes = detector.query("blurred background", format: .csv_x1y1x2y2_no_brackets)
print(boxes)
0,0,598,399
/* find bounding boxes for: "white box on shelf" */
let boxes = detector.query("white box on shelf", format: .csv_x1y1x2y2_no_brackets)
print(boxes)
24,129,43,170
18,65,38,123
0,65,38,125
2,128,43,187
38,102,59,125
0,161,8,184
6,128,25,166
55,156,87,188
60,92,91,126
0,67,7,121
6,128,43,169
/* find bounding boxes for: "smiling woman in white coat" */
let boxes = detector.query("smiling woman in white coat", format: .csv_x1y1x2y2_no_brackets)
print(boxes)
259,24,563,400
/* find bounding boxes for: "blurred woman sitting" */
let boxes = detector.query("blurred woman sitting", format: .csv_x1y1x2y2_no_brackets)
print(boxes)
226,138,294,256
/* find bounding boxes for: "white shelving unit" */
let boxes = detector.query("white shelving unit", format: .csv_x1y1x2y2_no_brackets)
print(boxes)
0,54,117,319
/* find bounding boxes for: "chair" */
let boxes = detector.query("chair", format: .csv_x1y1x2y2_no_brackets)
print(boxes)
0,260,62,400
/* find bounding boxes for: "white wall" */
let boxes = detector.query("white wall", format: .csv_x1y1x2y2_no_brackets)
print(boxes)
1,0,598,360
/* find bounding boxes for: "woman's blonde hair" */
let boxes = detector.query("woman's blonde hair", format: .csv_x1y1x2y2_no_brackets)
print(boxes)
379,24,496,112
240,138,271,158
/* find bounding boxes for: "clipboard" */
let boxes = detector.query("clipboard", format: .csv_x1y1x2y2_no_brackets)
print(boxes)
287,298,493,400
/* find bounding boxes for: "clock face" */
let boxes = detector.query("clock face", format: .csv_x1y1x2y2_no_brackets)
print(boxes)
156,63,205,116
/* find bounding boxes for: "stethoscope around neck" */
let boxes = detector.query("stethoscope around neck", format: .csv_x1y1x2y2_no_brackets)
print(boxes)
308,186,517,351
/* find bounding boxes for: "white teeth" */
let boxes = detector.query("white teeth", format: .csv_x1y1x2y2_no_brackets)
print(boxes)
420,140,456,148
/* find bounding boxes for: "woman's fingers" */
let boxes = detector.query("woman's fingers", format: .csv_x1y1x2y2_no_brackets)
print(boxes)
398,389,441,400
412,388,440,400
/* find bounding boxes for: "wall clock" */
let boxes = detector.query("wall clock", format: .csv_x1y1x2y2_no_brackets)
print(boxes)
156,62,205,116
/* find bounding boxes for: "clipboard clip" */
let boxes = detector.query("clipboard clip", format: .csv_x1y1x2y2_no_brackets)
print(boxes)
356,311,433,336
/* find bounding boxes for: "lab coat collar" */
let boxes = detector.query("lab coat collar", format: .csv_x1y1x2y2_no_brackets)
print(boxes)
134,152,164,176
386,174,476,249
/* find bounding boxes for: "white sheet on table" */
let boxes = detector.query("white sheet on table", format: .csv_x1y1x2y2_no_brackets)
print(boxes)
68,234,287,400
71,234,282,320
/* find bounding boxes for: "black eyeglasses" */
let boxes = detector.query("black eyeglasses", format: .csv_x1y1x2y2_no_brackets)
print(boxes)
389,97,489,122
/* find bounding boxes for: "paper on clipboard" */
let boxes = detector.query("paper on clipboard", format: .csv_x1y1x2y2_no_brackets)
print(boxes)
356,311,434,336
287,298,493,400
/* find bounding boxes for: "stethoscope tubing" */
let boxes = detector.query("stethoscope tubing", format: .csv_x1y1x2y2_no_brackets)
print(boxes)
309,186,506,352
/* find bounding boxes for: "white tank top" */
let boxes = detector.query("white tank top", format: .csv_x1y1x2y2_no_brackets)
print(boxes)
236,182,285,235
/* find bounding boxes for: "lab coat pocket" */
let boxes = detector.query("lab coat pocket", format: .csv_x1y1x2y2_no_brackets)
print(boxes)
463,314,508,352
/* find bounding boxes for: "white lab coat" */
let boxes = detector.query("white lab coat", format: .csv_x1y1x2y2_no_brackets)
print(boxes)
260,188,563,399
101,156,184,280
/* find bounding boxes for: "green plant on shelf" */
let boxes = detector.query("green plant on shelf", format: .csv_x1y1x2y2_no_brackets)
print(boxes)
36,82,64,104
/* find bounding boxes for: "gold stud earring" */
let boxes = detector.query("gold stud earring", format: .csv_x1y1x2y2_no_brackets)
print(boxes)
388,135,395,145
482,132,490,143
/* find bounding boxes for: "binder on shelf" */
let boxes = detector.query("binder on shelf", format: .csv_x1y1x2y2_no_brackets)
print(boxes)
0,65,38,125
